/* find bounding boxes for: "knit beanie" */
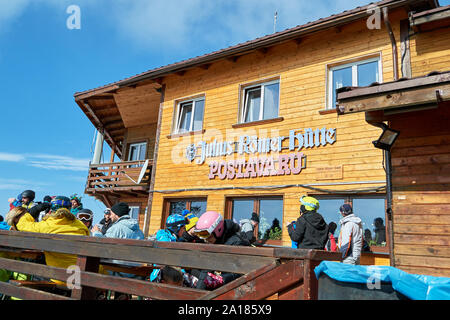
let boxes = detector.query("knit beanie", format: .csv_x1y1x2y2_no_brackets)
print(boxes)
251,212,259,223
340,203,353,215
111,202,130,217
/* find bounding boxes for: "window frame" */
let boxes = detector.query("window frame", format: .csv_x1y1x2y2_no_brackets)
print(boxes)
240,79,280,124
161,197,208,230
173,96,205,134
327,55,383,109
128,205,140,220
225,195,284,246
127,142,147,162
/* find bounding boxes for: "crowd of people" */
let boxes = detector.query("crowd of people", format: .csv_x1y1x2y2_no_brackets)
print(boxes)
0,189,385,299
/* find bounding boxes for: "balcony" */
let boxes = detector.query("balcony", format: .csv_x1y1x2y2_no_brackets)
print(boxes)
85,160,152,203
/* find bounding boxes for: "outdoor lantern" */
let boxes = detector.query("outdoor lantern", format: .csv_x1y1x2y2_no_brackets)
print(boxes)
372,124,400,151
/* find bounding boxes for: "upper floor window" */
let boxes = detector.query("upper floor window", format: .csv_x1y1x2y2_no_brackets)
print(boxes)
328,57,381,109
129,206,140,220
128,142,147,161
174,97,205,134
240,80,280,123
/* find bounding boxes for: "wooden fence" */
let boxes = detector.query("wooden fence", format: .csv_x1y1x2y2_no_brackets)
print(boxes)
0,230,341,300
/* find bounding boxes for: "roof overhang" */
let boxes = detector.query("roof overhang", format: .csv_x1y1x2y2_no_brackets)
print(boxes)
336,71,450,119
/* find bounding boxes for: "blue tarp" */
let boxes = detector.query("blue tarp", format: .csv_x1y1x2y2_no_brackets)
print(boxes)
314,261,450,300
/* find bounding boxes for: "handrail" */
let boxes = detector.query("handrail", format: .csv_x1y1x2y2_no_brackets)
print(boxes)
0,230,341,300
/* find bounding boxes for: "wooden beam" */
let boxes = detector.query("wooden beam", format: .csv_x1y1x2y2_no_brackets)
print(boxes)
338,83,450,115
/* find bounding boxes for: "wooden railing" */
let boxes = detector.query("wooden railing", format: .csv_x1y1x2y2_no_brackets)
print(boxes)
85,160,152,194
0,230,341,300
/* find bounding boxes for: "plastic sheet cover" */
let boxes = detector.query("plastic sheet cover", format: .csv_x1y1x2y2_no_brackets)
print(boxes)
314,261,450,300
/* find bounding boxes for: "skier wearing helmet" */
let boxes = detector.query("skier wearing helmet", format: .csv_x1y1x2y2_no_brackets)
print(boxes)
194,211,249,246
192,211,250,290
287,196,329,250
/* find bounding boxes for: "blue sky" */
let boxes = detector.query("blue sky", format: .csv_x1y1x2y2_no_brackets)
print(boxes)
1,0,449,224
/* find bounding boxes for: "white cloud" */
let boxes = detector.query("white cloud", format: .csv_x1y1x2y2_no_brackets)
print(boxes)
0,152,25,162
0,152,90,171
111,0,372,52
27,154,90,171
0,178,49,191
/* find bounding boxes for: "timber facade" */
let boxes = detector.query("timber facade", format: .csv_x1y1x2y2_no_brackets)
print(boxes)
75,0,449,276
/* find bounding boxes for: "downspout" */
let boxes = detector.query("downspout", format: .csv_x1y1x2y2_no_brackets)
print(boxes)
383,7,399,81
381,6,398,267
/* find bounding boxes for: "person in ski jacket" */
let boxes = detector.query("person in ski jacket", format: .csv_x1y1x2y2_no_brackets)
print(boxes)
70,194,83,215
192,211,250,289
91,202,144,240
337,204,363,264
239,212,259,245
287,196,329,249
325,221,338,252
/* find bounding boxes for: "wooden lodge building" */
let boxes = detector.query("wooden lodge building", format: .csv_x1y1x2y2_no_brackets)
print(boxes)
74,0,450,277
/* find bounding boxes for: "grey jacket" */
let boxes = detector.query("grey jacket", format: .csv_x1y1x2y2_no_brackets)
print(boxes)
338,214,363,264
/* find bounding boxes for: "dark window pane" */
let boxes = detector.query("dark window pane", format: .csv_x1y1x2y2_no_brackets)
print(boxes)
244,88,261,122
231,199,254,223
169,201,187,216
190,200,207,217
332,67,352,108
178,102,193,133
263,83,279,120
193,99,204,131
357,61,379,87
259,199,283,240
316,199,345,236
353,198,386,246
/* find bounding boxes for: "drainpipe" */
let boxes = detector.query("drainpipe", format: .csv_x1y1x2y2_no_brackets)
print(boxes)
383,7,399,81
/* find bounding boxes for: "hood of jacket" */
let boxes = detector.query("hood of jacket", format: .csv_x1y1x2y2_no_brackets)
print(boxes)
106,215,144,240
114,215,141,231
339,214,362,226
302,211,328,231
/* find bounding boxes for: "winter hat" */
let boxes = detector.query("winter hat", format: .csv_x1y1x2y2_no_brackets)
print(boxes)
51,196,71,211
251,212,259,223
111,202,130,217
340,203,353,215
185,214,199,232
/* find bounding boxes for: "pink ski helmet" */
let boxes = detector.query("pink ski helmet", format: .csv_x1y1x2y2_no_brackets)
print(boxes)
194,211,224,239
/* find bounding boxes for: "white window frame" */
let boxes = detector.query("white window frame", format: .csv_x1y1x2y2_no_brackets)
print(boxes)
327,56,382,109
174,97,205,134
240,79,280,123
129,206,140,220
128,142,147,161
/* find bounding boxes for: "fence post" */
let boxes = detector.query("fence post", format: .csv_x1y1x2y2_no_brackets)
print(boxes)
70,256,100,300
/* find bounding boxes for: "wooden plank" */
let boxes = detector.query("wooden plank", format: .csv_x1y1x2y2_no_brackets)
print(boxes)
0,256,206,300
394,224,450,235
0,282,72,300
202,260,304,300
395,254,450,269
394,244,450,258
0,232,276,274
199,262,279,300
394,234,450,246
303,256,321,300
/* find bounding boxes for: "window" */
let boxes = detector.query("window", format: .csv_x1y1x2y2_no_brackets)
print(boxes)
240,80,280,123
314,195,388,251
174,97,205,134
128,142,147,161
162,198,207,229
129,206,140,220
226,196,283,244
328,57,381,109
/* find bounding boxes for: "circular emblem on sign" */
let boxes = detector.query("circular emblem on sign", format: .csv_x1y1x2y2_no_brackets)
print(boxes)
186,144,197,162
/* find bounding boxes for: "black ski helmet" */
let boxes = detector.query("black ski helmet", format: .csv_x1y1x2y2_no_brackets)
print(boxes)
21,190,35,201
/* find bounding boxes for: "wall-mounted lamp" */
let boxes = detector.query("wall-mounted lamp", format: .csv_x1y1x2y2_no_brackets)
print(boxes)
372,124,400,151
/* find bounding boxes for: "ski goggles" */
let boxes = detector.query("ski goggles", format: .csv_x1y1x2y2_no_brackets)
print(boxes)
77,212,93,222
194,229,213,239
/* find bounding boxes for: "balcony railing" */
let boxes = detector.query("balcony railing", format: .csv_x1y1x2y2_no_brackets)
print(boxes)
85,159,152,195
